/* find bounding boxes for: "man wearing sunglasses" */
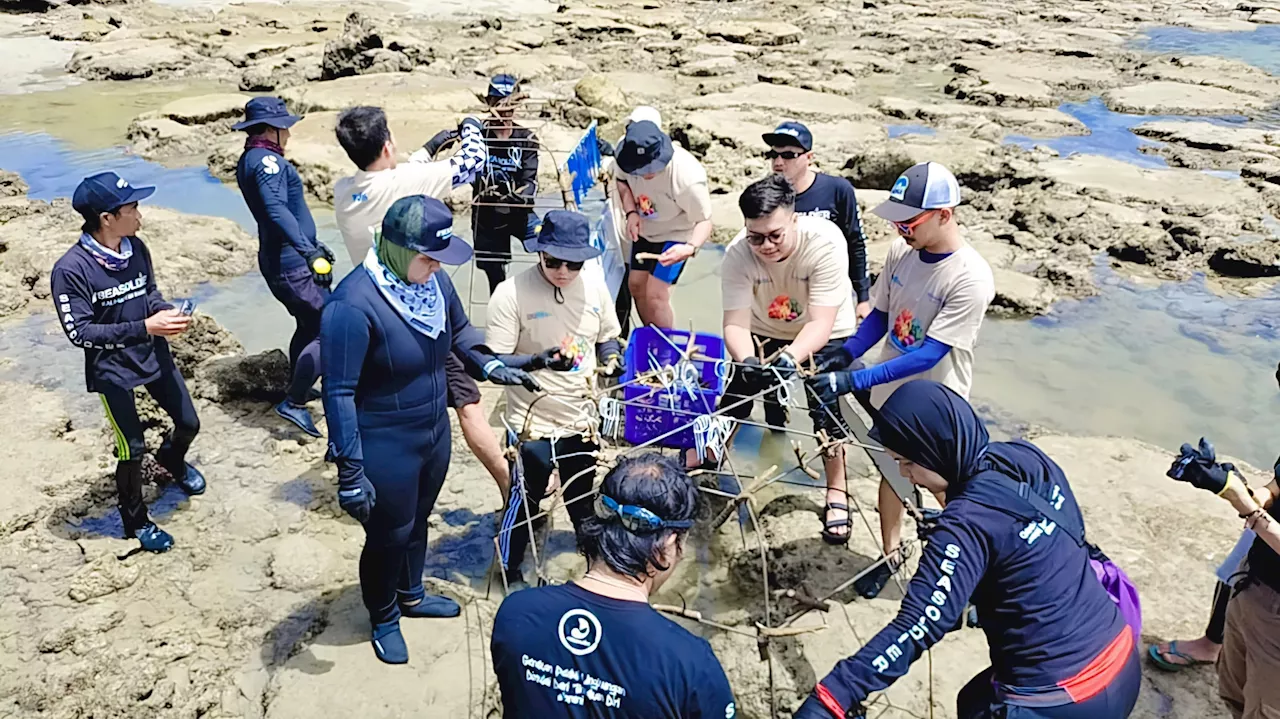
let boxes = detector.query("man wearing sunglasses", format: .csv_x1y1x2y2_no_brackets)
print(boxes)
806,161,994,597
491,453,735,719
720,175,861,544
613,120,713,330
486,211,624,588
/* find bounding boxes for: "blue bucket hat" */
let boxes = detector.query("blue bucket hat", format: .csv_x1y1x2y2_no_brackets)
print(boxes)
232,97,303,131
526,210,601,262
381,195,474,265
616,120,674,176
72,172,155,220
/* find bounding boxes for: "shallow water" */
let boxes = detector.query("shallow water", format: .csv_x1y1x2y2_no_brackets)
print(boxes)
1137,25,1280,74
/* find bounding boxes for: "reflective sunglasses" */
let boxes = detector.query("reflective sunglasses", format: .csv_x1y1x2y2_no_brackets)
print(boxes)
893,210,939,237
594,494,694,533
542,255,584,271
764,149,805,160
745,227,787,247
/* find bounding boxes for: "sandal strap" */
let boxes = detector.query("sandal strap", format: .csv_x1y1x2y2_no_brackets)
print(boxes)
824,518,853,529
823,502,850,512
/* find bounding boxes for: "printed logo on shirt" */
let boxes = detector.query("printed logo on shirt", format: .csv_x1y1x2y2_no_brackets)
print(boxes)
261,155,281,175
560,334,591,372
767,294,801,322
890,274,904,288
527,311,552,320
890,176,909,201
352,193,369,203
637,194,657,218
557,609,602,656
725,702,737,718
92,273,148,305
799,208,832,221
889,309,925,353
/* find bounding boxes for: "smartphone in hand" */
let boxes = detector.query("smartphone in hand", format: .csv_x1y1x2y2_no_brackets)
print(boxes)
179,299,196,316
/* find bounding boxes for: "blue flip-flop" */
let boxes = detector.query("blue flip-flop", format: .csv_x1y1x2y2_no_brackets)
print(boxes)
1147,641,1213,672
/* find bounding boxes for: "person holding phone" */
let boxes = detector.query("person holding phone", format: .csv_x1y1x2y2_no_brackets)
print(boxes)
612,120,713,329
50,172,207,553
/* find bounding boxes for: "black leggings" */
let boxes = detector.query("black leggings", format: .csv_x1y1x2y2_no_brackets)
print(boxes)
498,435,599,576
264,267,328,404
358,411,450,626
99,365,200,534
956,650,1141,719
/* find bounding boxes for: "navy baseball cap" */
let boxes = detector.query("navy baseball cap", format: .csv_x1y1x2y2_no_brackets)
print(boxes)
763,121,812,151
487,74,520,99
72,172,155,219
526,210,602,262
232,96,303,131
872,162,962,222
380,195,473,265
616,120,674,176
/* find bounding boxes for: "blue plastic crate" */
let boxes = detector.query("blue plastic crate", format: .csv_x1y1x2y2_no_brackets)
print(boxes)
620,327,727,449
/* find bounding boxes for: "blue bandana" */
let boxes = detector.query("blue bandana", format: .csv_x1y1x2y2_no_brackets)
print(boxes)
79,233,133,272
363,247,446,339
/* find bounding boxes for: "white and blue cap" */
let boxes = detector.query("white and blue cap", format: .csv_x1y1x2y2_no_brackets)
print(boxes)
762,120,813,151
872,162,961,222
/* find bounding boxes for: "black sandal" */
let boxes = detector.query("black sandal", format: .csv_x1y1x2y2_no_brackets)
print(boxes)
821,501,852,545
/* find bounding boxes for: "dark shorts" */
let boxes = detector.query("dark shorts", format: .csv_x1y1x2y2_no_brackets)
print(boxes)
472,207,537,267
446,351,481,409
629,237,688,285
265,266,329,318
721,335,851,438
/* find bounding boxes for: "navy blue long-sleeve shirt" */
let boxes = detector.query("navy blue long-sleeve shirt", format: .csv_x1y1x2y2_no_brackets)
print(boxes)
795,173,869,302
50,238,175,392
320,269,494,468
817,477,1127,711
236,145,319,275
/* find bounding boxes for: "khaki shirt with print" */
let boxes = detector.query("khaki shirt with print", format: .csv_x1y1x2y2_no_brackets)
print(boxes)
486,265,622,439
612,146,713,246
868,238,995,409
722,215,859,342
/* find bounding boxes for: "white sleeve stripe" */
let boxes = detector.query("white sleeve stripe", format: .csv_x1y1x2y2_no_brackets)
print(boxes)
449,123,488,188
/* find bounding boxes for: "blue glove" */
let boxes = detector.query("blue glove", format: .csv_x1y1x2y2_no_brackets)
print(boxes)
1167,437,1233,495
806,371,856,408
337,461,376,523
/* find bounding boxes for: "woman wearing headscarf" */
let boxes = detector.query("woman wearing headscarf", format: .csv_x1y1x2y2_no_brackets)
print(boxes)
321,195,545,665
795,380,1140,719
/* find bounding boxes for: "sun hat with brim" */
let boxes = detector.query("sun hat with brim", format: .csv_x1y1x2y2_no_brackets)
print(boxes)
871,161,962,223
616,120,674,176
231,96,304,131
72,171,155,219
381,195,474,265
526,210,602,263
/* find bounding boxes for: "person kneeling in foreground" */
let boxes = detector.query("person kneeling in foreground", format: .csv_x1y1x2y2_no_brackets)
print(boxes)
795,380,1139,719
491,453,736,718
321,195,539,665
1167,439,1280,719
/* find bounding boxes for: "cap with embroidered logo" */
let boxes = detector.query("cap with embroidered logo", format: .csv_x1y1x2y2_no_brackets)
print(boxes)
762,121,813,151
71,172,155,220
616,120,674,176
871,162,961,222
380,195,474,265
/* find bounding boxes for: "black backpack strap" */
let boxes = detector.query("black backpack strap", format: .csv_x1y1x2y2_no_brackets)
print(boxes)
963,475,1086,548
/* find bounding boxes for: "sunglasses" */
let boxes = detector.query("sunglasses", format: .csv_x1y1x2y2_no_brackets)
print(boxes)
542,255,584,271
764,149,805,160
893,210,939,237
745,225,789,247
594,494,694,534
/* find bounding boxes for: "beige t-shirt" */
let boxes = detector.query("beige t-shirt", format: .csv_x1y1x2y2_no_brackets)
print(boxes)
334,158,453,265
868,238,995,408
486,265,622,439
612,146,712,245
722,215,858,341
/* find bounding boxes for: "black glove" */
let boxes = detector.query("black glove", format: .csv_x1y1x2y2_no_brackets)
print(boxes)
817,346,856,373
1167,437,1234,494
530,347,575,372
806,371,856,409
305,247,334,288
794,693,863,719
766,351,797,381
423,128,460,159
336,462,376,524
489,365,543,392
738,356,767,389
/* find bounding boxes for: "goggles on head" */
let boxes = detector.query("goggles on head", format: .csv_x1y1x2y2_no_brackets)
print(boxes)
594,494,694,534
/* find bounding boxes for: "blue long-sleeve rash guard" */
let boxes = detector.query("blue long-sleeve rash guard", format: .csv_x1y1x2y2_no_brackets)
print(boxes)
320,270,493,470
236,145,320,275
840,309,951,392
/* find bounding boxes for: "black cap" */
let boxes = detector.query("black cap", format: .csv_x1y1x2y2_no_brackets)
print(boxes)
72,172,155,219
380,195,474,265
616,120,674,175
762,121,813,151
526,210,602,262
232,96,303,131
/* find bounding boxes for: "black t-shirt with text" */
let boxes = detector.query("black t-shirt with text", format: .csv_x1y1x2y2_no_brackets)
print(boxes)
793,172,869,302
491,583,736,719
